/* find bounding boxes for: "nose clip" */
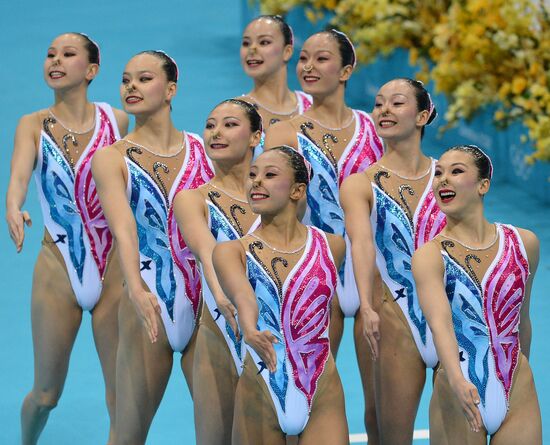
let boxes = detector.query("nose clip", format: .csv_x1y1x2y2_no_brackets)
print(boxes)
303,65,313,73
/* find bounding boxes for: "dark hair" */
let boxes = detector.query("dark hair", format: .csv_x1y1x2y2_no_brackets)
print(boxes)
323,29,356,68
396,78,437,138
270,145,312,185
446,144,493,180
251,15,293,46
137,50,179,83
69,32,100,65
217,99,263,133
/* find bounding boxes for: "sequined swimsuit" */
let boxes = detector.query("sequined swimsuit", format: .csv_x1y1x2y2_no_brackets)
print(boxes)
294,109,383,317
369,159,446,367
34,102,120,310
243,90,312,159
242,226,337,435
438,224,529,434
202,185,260,373
122,132,214,352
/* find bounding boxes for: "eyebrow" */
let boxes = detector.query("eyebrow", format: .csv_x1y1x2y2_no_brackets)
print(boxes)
48,46,79,51
122,70,155,75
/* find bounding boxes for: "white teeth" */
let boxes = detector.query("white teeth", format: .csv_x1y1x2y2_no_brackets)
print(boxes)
379,121,396,127
440,191,455,198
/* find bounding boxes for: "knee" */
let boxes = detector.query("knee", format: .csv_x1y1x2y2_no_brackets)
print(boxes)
28,388,61,413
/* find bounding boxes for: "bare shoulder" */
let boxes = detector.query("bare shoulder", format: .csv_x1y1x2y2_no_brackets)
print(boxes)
341,170,371,196
515,226,540,269
263,119,297,149
92,141,126,169
174,187,204,208
412,240,443,273
213,239,246,264
324,232,346,257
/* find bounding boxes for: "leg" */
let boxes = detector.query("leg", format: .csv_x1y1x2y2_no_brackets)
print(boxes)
91,252,124,444
191,310,239,445
299,357,349,445
232,355,286,445
21,246,83,445
180,323,197,399
491,356,541,445
354,311,379,445
114,292,173,445
430,368,486,445
375,295,426,445
328,292,344,358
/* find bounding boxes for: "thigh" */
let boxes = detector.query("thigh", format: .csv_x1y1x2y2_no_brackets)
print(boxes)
431,368,486,445
491,356,542,445
30,246,83,396
329,292,344,357
232,355,285,445
91,251,124,392
375,291,426,444
114,292,173,443
192,319,239,445
299,357,348,445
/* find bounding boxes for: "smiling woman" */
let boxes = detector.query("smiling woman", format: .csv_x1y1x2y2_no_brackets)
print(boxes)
91,50,214,444
340,77,443,444
172,98,262,445
412,145,542,444
6,32,128,445
213,146,348,444
264,28,383,442
238,15,312,156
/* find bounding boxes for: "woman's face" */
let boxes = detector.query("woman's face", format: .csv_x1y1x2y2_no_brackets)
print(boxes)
247,150,298,215
120,54,175,115
296,33,350,96
240,18,292,80
44,33,96,90
373,79,427,141
433,150,489,217
204,102,259,163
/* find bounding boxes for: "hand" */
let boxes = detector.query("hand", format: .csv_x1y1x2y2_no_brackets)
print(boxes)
129,288,162,343
360,307,381,360
216,297,240,341
450,378,483,433
6,208,32,253
244,330,279,372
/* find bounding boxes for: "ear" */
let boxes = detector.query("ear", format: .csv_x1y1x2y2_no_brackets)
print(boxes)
478,178,491,196
250,130,262,149
289,182,306,201
339,64,353,83
166,81,177,102
86,63,99,82
283,44,293,63
416,109,430,128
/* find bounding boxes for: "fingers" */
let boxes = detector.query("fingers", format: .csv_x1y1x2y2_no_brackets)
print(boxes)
147,295,161,343
255,331,278,373
227,313,240,341
468,387,482,433
22,211,32,227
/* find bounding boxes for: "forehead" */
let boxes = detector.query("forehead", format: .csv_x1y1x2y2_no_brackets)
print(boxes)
50,33,85,48
125,53,163,72
244,18,280,37
438,149,476,166
254,149,289,168
378,79,414,97
302,33,337,52
209,102,247,119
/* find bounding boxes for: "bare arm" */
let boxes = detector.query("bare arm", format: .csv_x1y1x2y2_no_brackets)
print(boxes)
92,147,161,343
213,241,278,372
263,120,298,150
174,189,239,337
340,172,380,357
6,113,39,252
517,228,540,360
112,108,130,137
412,243,482,432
